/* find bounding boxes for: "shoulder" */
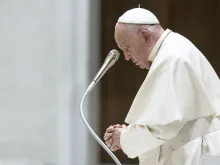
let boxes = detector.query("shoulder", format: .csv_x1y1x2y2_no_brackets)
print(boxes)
154,49,190,67
162,31,196,55
157,32,198,63
150,51,192,75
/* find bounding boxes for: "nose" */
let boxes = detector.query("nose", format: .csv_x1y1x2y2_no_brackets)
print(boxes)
124,53,131,61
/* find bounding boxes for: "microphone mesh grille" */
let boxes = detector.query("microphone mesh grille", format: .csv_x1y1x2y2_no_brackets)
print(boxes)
110,49,120,61
110,49,120,56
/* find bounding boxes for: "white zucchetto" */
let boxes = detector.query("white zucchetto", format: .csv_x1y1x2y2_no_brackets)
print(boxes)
118,8,160,24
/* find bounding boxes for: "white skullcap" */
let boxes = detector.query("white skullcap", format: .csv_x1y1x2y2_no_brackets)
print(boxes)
118,8,159,24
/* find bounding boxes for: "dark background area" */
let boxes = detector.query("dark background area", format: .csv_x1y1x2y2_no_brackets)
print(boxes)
99,0,220,164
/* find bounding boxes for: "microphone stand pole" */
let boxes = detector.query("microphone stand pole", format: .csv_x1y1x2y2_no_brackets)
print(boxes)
80,81,122,165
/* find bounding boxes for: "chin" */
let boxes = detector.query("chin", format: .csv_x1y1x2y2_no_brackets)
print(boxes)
145,63,151,70
137,62,149,69
145,65,150,70
139,65,147,69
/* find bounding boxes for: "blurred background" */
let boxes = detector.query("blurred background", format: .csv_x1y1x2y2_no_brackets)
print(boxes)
0,0,219,165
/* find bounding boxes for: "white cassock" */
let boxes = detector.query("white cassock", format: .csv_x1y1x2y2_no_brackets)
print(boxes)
120,29,220,165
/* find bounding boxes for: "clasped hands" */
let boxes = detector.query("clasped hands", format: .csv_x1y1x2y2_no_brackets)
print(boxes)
103,124,127,152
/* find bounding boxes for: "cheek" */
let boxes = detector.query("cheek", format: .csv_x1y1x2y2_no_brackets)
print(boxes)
130,39,145,59
133,44,144,57
132,39,143,51
130,42,140,54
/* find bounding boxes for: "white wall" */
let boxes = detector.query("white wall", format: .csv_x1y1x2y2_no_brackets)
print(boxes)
0,0,57,164
0,0,100,164
56,0,100,164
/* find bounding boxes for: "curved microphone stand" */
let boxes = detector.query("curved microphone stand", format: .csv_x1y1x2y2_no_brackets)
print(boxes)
80,82,122,165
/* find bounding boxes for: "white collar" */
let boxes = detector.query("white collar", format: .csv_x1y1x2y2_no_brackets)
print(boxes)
148,29,172,62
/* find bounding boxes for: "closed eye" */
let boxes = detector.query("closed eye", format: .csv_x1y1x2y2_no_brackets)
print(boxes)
124,47,131,53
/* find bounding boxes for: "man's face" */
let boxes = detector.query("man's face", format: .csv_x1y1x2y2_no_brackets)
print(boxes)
114,23,152,69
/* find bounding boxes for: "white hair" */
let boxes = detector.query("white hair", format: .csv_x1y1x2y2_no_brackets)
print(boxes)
125,24,162,33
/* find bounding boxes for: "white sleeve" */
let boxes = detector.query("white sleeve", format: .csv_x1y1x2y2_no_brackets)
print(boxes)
120,121,185,158
120,125,164,158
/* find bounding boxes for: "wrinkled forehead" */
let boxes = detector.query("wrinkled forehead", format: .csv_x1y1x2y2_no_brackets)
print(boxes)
114,23,130,46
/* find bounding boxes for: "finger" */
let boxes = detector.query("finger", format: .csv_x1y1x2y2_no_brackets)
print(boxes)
117,147,121,150
104,132,112,140
106,141,111,147
104,132,113,141
110,145,116,151
106,126,115,133
113,124,122,128
116,146,121,150
111,145,119,152
122,124,127,128
114,146,120,150
106,138,113,147
111,145,121,151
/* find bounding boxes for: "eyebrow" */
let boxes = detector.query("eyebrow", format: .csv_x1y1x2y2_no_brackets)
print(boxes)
136,28,142,35
122,45,129,51
119,43,125,49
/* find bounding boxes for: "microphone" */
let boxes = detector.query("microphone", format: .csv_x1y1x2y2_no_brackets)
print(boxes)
80,49,122,165
86,49,120,92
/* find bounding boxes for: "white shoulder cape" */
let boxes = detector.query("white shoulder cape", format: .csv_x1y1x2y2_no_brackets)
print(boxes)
125,32,220,125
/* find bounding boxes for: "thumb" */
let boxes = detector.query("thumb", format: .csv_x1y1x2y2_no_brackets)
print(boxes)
113,124,122,128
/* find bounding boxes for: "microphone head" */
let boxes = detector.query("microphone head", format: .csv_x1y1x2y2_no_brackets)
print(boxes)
109,49,120,61
92,49,120,84
105,49,120,64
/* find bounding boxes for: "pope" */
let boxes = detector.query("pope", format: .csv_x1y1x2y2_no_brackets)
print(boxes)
103,7,220,165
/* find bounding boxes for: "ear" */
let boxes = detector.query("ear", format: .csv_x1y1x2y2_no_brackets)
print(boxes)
140,29,151,43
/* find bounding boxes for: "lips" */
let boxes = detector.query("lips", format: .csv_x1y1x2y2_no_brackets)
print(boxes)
131,59,137,64
130,57,139,66
133,60,139,66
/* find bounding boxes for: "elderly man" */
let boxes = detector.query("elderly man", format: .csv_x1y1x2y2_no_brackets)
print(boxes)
103,7,220,165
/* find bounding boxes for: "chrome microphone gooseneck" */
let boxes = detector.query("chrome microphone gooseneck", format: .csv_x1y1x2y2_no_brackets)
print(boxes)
80,49,122,165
